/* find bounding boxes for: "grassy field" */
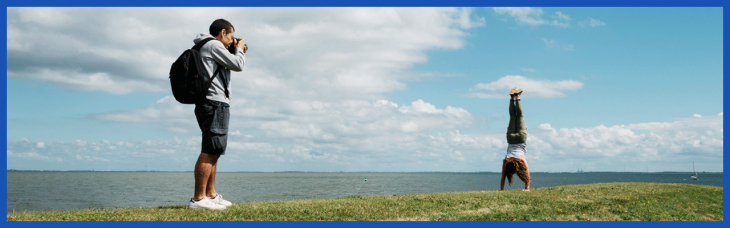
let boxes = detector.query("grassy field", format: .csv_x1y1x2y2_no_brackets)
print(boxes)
7,182,723,221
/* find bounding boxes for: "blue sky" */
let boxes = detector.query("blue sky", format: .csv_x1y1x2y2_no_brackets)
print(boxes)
6,7,723,172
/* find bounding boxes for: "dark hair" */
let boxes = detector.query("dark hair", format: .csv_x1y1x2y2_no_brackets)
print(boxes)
209,19,234,37
503,158,530,186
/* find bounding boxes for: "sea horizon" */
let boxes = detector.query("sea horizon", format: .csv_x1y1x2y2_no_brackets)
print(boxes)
6,169,723,174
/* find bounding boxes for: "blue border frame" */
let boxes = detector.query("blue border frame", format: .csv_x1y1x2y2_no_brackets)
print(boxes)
2,0,727,227
2,0,730,7
2,0,729,7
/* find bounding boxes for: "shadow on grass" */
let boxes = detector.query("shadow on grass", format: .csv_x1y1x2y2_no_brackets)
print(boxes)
154,205,188,210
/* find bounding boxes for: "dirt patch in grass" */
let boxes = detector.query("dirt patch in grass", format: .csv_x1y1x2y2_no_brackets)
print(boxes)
460,207,492,215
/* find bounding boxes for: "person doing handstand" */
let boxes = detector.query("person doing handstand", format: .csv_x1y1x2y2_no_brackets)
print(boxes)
501,87,531,192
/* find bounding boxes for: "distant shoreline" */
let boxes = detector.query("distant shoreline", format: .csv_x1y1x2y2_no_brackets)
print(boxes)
6,169,724,174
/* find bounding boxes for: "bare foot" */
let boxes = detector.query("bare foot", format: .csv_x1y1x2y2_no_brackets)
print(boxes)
522,189,530,192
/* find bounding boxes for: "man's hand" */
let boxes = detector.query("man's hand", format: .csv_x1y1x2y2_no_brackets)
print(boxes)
236,38,247,53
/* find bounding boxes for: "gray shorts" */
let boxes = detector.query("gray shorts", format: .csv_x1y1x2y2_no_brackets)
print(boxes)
195,100,230,156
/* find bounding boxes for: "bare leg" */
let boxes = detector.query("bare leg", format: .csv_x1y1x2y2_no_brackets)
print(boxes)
193,153,220,201
206,161,218,198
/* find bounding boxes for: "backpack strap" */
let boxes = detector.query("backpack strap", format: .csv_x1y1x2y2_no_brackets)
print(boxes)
211,63,230,99
194,37,231,99
192,37,216,51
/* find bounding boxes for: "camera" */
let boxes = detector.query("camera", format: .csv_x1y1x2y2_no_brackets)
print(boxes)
228,37,248,54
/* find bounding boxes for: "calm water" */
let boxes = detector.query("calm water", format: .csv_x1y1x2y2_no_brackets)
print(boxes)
6,171,723,212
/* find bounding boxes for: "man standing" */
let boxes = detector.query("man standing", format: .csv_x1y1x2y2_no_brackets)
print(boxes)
189,19,247,210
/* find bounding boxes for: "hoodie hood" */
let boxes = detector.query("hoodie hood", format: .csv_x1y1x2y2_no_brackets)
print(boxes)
194,33,216,44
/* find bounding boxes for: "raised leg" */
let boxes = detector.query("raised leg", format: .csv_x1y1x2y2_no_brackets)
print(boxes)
506,99,528,144
508,99,517,132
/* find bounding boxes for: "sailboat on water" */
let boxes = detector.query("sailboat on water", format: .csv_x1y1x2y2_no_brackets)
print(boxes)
689,161,698,180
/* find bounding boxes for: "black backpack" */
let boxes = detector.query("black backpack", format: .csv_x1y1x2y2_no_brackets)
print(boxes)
169,38,229,104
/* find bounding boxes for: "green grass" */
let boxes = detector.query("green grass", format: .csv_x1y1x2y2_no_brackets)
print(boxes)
7,182,723,221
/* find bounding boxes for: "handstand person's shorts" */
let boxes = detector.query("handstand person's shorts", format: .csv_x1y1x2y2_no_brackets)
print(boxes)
195,100,230,156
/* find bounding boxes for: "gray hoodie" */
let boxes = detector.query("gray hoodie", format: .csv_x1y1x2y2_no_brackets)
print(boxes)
193,33,246,104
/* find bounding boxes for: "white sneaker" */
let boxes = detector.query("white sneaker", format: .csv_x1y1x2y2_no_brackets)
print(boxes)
210,194,232,207
189,197,226,210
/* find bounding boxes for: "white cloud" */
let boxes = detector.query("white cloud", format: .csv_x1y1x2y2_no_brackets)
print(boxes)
76,140,88,147
89,97,474,166
451,151,465,161
540,38,573,51
36,142,45,149
493,7,546,25
7,8,182,93
694,114,702,118
401,122,419,132
551,11,571,28
6,113,723,172
495,8,572,28
93,96,197,134
521,68,536,72
579,17,606,27
375,100,399,108
540,38,558,48
10,8,486,171
456,7,487,29
538,123,553,130
469,75,584,99
250,99,473,139
7,8,722,172
8,150,62,162
530,114,723,168
8,7,483,97
7,69,162,95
